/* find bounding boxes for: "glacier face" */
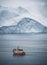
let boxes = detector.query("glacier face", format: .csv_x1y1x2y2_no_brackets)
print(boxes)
0,17,47,34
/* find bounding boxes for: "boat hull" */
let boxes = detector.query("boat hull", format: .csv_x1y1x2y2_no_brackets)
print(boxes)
13,49,25,56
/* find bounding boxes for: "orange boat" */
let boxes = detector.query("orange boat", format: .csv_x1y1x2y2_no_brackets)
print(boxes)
13,47,25,56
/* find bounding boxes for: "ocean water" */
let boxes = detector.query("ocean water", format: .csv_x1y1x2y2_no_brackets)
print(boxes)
0,34,47,65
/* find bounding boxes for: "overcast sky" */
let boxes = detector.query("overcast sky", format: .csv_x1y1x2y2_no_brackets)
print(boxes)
0,0,47,26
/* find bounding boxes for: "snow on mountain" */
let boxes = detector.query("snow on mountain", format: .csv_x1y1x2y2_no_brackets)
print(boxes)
0,6,47,34
0,6,30,26
16,18,44,33
0,10,18,20
0,17,47,34
43,27,47,33
0,6,19,19
15,6,28,15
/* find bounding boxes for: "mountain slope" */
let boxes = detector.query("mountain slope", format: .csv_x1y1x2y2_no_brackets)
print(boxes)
0,6,19,20
0,17,47,34
43,27,47,33
0,6,30,26
0,6,28,20
16,18,44,33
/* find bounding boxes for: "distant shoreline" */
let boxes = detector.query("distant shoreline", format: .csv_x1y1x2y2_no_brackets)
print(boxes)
0,32,47,35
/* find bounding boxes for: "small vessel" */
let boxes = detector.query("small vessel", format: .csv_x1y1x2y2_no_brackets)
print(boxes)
13,47,25,56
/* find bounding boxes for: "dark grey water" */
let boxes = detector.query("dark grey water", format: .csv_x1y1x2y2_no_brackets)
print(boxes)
0,34,47,65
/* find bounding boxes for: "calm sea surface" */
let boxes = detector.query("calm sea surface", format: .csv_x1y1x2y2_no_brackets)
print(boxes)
0,34,47,65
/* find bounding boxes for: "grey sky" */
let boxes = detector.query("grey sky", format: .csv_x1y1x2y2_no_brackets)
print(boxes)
0,0,47,26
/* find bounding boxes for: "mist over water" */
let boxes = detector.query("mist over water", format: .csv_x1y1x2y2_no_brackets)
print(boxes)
0,34,47,65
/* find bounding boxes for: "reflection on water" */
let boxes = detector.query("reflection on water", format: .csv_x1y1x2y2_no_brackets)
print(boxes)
0,34,47,65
